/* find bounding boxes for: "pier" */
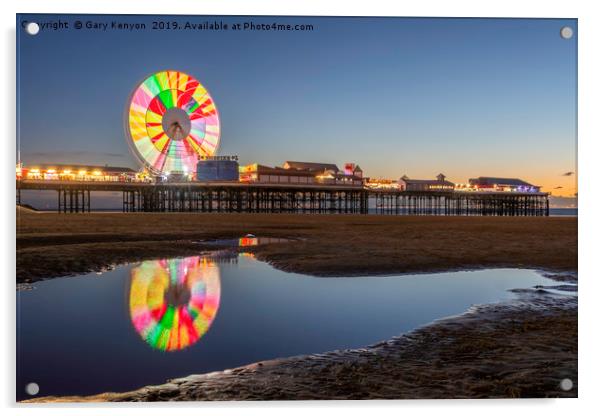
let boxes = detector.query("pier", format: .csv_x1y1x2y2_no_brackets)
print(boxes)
17,180,549,216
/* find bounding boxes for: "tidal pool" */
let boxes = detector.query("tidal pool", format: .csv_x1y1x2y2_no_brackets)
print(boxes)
16,252,573,400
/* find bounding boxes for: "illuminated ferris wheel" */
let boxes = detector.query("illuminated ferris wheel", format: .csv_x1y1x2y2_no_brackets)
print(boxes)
126,70,221,175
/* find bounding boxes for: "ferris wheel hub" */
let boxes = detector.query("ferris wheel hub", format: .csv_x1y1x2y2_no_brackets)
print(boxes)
162,107,191,141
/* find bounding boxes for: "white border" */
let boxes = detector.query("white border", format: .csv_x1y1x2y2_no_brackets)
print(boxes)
3,1,599,415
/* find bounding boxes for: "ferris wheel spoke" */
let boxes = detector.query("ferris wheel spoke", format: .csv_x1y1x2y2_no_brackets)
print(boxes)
153,135,171,153
176,90,195,110
189,101,215,121
185,135,204,155
148,96,166,116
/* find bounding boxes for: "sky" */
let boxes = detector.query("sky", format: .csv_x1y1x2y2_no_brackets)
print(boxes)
17,15,577,196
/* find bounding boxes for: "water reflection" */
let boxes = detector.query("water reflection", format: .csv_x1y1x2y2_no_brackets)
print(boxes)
197,236,291,248
18,259,572,400
239,236,258,247
129,256,221,351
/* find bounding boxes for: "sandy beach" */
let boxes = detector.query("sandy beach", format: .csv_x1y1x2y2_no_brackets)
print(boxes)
17,208,577,283
17,209,578,400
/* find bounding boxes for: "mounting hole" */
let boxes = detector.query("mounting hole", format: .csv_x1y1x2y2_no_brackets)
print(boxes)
559,378,573,391
560,26,573,40
25,382,40,396
25,22,40,36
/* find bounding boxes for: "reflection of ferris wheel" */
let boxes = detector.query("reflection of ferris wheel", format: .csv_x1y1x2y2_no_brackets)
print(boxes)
129,256,221,352
126,70,221,175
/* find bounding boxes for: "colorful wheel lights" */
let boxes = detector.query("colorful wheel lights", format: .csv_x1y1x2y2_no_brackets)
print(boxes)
129,256,221,352
126,70,220,175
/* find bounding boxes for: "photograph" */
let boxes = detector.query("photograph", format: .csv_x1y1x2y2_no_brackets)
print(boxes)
15,13,577,403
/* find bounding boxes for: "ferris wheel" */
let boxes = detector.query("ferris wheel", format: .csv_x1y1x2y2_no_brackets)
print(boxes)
126,70,220,175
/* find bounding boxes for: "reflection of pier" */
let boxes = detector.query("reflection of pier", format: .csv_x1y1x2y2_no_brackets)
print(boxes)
17,180,549,216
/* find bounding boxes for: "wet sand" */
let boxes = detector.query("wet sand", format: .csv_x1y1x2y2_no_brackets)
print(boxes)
17,208,577,283
16,208,578,401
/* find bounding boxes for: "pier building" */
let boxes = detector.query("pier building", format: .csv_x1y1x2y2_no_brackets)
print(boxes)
399,174,455,192
196,156,239,182
238,163,363,186
466,177,541,193
365,178,400,190
16,164,139,182
282,161,340,173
